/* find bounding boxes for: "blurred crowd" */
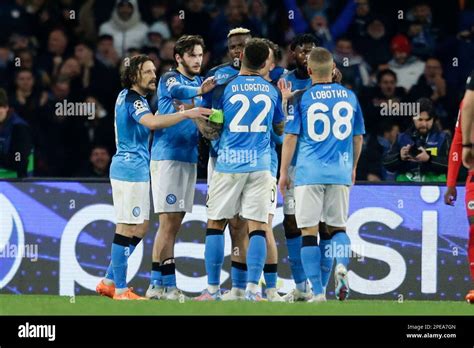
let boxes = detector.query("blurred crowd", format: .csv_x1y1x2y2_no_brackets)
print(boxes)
0,0,472,181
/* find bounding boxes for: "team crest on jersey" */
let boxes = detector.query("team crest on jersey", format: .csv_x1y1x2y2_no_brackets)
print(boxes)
166,194,177,205
166,77,179,91
468,201,474,210
133,100,147,114
132,206,141,217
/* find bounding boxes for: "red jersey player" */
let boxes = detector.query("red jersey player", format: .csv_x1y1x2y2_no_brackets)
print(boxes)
445,77,474,303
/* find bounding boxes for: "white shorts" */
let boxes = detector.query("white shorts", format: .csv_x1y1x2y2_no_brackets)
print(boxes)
294,184,349,229
207,170,273,223
110,179,150,224
207,156,217,187
283,165,296,215
269,177,277,216
150,160,197,213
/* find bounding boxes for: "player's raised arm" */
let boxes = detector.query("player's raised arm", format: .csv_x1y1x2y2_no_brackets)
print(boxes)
139,107,212,130
279,94,301,196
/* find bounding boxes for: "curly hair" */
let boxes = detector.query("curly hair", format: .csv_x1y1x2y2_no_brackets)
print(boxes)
120,54,153,89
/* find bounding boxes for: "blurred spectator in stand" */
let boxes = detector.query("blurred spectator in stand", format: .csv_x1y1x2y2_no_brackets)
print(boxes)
169,14,185,39
99,0,148,58
382,98,450,182
0,88,33,178
0,43,13,90
82,96,114,150
388,34,425,92
36,77,89,176
74,42,121,109
95,34,121,68
37,27,70,84
348,0,374,42
333,37,370,93
160,39,176,61
76,144,111,178
146,23,170,50
354,17,391,70
408,57,455,129
357,120,399,181
209,0,258,58
406,20,435,59
360,69,407,134
0,0,33,42
283,0,357,51
183,0,212,43
9,68,48,128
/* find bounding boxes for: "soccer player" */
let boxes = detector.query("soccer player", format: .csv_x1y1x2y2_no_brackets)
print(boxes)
280,47,365,302
146,35,216,300
260,39,285,302
280,34,333,301
96,55,211,300
204,28,252,301
445,71,474,303
195,38,285,301
462,71,474,169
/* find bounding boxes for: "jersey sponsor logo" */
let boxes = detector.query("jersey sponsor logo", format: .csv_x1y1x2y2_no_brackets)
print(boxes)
166,194,177,205
132,206,141,217
468,201,474,210
133,100,148,114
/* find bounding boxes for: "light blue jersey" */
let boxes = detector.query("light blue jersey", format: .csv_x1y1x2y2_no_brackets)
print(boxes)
281,69,312,166
151,69,203,163
270,129,283,178
211,74,285,173
202,62,241,158
110,89,151,182
285,82,365,186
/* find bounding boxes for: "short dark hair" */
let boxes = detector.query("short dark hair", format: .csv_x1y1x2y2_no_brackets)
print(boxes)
173,35,205,59
261,39,280,61
417,97,435,119
290,33,318,51
120,54,153,89
242,38,269,70
377,69,397,83
98,34,114,43
0,88,8,107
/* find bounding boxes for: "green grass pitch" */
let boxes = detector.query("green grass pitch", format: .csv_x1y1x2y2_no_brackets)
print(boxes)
0,295,473,315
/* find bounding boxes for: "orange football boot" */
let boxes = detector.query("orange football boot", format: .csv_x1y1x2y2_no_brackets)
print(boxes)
113,288,148,300
96,280,115,298
465,290,474,304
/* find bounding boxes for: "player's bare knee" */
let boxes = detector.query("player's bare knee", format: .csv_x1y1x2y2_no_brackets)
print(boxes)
283,214,300,239
134,220,149,239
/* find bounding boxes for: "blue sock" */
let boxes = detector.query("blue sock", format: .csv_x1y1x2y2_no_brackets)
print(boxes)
300,236,323,295
105,236,142,281
111,234,131,289
319,236,334,288
285,233,307,285
247,231,267,285
231,261,247,289
161,258,176,287
263,264,277,289
332,231,351,268
150,262,162,286
205,229,225,286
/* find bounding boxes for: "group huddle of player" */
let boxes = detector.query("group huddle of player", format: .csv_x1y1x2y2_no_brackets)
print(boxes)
94,27,365,302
